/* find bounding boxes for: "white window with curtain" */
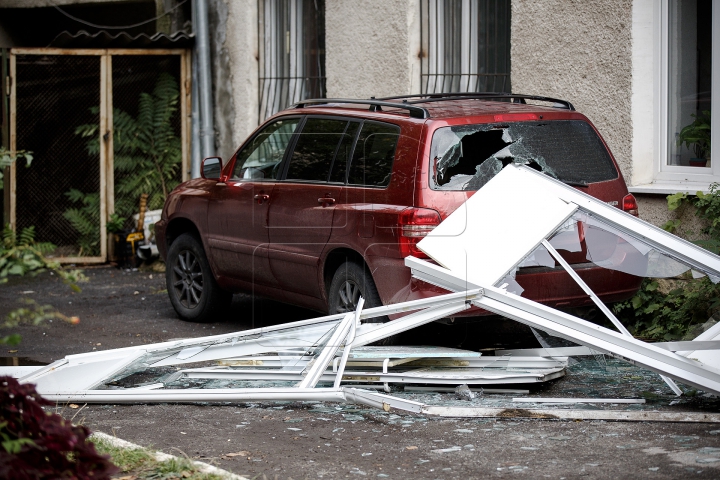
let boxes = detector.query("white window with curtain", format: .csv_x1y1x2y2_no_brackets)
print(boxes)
421,0,510,94
656,0,720,189
258,0,325,121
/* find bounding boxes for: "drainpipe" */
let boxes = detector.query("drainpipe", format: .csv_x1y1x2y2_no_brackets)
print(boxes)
191,57,202,178
192,0,215,165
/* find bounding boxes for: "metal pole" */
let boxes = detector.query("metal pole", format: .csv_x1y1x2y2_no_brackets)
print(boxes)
190,53,201,178
193,0,215,160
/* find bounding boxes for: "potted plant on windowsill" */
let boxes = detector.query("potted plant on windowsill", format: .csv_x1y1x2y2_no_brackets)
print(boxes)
677,110,711,167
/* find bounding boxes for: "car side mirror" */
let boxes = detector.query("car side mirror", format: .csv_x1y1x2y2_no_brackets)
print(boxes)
201,157,223,180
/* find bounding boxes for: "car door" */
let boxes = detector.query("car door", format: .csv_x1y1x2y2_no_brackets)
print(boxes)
206,117,301,287
267,117,358,297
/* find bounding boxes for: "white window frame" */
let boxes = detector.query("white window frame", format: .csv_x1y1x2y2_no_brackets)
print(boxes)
630,0,720,194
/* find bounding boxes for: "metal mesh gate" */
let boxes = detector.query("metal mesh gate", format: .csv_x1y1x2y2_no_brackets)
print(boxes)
10,49,189,263
14,54,103,259
111,55,183,232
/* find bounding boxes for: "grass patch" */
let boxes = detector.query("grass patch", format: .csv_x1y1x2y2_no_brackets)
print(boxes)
92,435,226,480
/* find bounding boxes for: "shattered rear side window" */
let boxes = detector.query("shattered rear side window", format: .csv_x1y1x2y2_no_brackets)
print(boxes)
430,121,618,191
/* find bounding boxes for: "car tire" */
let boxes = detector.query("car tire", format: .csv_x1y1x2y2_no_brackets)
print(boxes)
328,261,394,345
166,233,231,322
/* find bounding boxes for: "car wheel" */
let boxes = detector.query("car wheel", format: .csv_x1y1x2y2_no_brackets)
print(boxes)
166,233,231,322
328,261,394,345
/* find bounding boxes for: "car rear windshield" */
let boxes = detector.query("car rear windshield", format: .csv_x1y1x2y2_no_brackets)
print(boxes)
429,120,619,191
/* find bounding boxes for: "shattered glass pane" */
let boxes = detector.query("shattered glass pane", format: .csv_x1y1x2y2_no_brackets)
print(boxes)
517,244,556,268
495,270,525,295
98,318,348,388
430,121,618,191
548,219,583,253
571,213,695,278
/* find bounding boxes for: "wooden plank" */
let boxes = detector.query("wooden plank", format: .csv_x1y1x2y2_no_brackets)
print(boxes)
51,256,106,264
10,48,187,57
105,49,187,56
9,53,16,230
181,50,191,182
106,54,115,261
98,55,108,262
2,49,10,225
10,48,107,56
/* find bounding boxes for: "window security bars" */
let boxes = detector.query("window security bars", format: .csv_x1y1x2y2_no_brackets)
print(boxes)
421,0,511,94
259,0,326,121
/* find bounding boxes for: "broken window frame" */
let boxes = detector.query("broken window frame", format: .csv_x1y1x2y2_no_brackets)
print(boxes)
18,290,481,403
15,164,720,414
409,164,720,397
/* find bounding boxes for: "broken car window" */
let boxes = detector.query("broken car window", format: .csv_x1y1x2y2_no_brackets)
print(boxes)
430,121,619,191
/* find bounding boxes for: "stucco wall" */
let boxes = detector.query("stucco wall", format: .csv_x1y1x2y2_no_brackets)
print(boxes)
511,0,634,184
209,0,235,161
220,0,258,151
325,0,421,98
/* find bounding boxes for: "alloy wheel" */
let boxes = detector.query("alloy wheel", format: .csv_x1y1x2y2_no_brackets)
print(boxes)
172,249,204,309
335,279,361,313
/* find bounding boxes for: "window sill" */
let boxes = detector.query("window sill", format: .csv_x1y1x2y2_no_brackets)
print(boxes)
628,182,715,195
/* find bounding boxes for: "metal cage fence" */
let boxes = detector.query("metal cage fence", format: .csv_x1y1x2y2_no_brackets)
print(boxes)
421,0,511,94
258,0,326,121
15,54,103,258
10,49,189,262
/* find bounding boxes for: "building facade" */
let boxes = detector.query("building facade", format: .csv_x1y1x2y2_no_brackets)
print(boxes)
1,0,718,230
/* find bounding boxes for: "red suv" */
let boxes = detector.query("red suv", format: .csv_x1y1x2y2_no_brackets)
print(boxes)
155,94,642,322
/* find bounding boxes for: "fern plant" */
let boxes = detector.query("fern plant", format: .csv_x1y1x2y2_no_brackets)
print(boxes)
0,147,33,190
1,225,55,279
1,225,86,346
0,224,85,287
75,72,182,228
62,189,101,257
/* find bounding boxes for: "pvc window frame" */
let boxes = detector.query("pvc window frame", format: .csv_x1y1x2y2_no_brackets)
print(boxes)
638,0,720,191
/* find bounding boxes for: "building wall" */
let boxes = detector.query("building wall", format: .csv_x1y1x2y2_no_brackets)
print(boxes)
214,0,258,154
511,0,634,182
508,0,691,228
325,0,421,98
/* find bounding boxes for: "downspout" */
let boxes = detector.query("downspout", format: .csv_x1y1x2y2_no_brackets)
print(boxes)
192,0,215,172
191,56,201,178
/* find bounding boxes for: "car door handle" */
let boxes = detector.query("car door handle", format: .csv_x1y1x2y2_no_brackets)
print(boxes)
254,194,270,205
318,197,336,205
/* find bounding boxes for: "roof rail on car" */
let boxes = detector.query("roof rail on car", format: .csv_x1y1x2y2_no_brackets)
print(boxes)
291,98,431,119
378,92,576,111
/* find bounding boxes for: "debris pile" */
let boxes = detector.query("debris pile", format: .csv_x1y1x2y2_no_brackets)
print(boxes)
6,165,720,417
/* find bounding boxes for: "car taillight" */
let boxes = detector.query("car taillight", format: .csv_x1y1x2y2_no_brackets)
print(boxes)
398,207,442,258
622,193,639,216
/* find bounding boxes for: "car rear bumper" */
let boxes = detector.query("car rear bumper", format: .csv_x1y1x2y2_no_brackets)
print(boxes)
380,258,642,318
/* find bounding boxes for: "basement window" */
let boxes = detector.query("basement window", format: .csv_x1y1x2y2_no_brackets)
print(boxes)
429,120,619,191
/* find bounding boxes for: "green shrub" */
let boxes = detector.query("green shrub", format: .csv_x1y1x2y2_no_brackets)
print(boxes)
614,277,720,341
1,225,86,345
615,184,720,340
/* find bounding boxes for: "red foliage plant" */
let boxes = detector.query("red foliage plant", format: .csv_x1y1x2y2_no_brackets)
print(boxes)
0,376,118,479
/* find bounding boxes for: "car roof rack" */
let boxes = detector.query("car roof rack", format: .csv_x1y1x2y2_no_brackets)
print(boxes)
378,92,576,111
292,98,430,119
